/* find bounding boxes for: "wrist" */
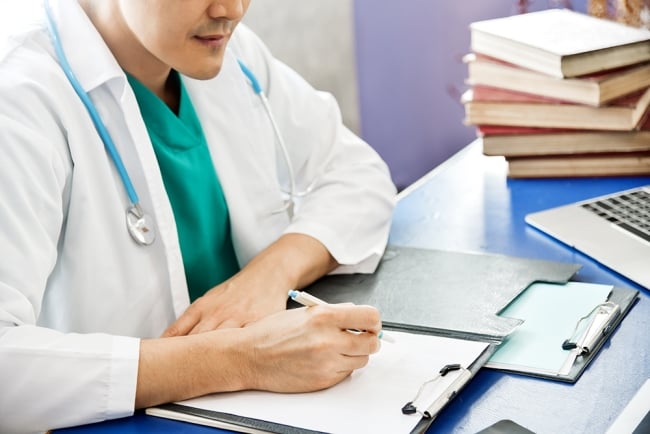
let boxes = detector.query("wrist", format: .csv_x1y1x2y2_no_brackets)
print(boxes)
203,328,256,392
248,233,337,291
135,330,254,408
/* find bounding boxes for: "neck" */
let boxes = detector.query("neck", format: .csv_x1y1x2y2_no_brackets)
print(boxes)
78,0,180,110
162,71,181,115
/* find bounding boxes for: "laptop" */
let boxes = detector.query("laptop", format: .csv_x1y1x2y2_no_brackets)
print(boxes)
525,185,650,290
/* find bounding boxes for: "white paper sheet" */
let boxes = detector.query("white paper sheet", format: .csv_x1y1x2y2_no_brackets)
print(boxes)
153,331,489,434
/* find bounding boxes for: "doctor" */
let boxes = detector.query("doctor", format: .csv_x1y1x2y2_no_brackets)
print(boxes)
0,0,396,432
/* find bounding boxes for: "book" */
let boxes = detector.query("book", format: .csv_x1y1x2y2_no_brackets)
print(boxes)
469,8,650,78
147,331,492,434
462,85,650,131
465,53,650,106
478,118,650,157
506,151,650,178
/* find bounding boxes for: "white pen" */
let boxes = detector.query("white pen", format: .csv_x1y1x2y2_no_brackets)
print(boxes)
288,290,395,343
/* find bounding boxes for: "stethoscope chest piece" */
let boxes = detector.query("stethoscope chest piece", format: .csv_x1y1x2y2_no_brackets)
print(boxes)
126,204,156,246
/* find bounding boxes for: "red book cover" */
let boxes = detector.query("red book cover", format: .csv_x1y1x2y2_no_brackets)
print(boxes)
467,85,649,107
476,115,650,136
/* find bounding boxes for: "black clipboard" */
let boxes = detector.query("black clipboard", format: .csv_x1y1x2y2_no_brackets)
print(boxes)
305,245,581,343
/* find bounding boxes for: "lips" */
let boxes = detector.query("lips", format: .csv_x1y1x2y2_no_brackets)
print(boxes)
196,34,224,41
194,33,228,48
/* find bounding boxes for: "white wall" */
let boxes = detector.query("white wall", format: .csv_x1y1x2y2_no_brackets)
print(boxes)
243,1,361,133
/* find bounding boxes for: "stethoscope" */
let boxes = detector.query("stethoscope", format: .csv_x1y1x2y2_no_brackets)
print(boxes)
43,0,308,246
236,60,314,218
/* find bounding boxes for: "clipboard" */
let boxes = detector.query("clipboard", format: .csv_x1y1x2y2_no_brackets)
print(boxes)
485,281,638,382
146,330,496,434
304,245,581,343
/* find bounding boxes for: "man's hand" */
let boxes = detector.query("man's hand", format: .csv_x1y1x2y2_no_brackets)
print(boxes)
136,303,382,409
161,233,339,337
162,275,288,335
241,303,382,392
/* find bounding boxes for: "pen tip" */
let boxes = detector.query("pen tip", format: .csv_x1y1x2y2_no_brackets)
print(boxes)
287,290,297,299
379,331,396,343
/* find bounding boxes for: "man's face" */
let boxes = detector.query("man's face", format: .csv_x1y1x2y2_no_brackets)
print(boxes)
117,0,251,79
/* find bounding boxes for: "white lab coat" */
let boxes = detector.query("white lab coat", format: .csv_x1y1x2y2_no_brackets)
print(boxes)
0,1,396,432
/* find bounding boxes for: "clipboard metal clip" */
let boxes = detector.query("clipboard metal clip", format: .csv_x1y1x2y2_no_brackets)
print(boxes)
562,301,620,355
558,300,620,376
401,363,471,419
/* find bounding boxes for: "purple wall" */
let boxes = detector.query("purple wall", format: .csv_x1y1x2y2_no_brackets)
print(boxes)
353,0,588,190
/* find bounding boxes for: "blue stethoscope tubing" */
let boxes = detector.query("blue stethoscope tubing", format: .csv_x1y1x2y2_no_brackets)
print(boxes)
43,0,304,246
44,1,136,206
237,60,298,215
44,0,156,245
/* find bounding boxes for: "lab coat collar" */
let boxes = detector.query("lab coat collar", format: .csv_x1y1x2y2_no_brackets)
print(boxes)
46,2,190,317
48,0,126,96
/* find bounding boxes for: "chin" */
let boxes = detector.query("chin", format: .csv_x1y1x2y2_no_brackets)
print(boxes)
180,64,223,80
178,54,226,80
194,66,223,80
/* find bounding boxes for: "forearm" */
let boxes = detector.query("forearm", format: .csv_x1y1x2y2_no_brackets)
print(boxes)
220,232,338,312
135,330,250,408
241,232,338,291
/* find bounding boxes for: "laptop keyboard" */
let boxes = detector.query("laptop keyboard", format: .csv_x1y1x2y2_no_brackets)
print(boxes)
581,189,650,243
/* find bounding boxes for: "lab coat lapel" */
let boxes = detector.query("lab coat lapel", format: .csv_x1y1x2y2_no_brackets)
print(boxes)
52,1,191,316
184,54,290,267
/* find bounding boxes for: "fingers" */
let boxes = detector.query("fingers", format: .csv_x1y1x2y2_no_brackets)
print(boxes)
334,328,381,359
162,309,242,337
304,304,382,357
161,306,201,337
311,304,382,338
187,318,223,335
206,318,242,331
339,354,371,373
234,304,384,393
336,304,382,336
162,279,289,337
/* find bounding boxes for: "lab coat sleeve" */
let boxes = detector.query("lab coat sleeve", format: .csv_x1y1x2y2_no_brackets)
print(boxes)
0,84,139,432
0,327,139,433
232,25,397,273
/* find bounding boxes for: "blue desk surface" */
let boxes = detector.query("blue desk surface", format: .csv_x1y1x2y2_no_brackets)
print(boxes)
58,141,650,434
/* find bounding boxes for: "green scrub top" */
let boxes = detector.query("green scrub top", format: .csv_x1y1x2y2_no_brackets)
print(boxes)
127,71,240,302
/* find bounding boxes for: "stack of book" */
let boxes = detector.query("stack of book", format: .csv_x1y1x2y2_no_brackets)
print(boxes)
462,8,650,178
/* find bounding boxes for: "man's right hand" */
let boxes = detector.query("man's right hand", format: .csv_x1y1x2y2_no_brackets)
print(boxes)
239,303,382,392
135,303,382,409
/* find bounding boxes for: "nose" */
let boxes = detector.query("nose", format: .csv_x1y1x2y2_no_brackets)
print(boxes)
207,0,248,21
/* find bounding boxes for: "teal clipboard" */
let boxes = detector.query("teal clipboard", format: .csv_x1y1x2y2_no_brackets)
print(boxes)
486,281,638,382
